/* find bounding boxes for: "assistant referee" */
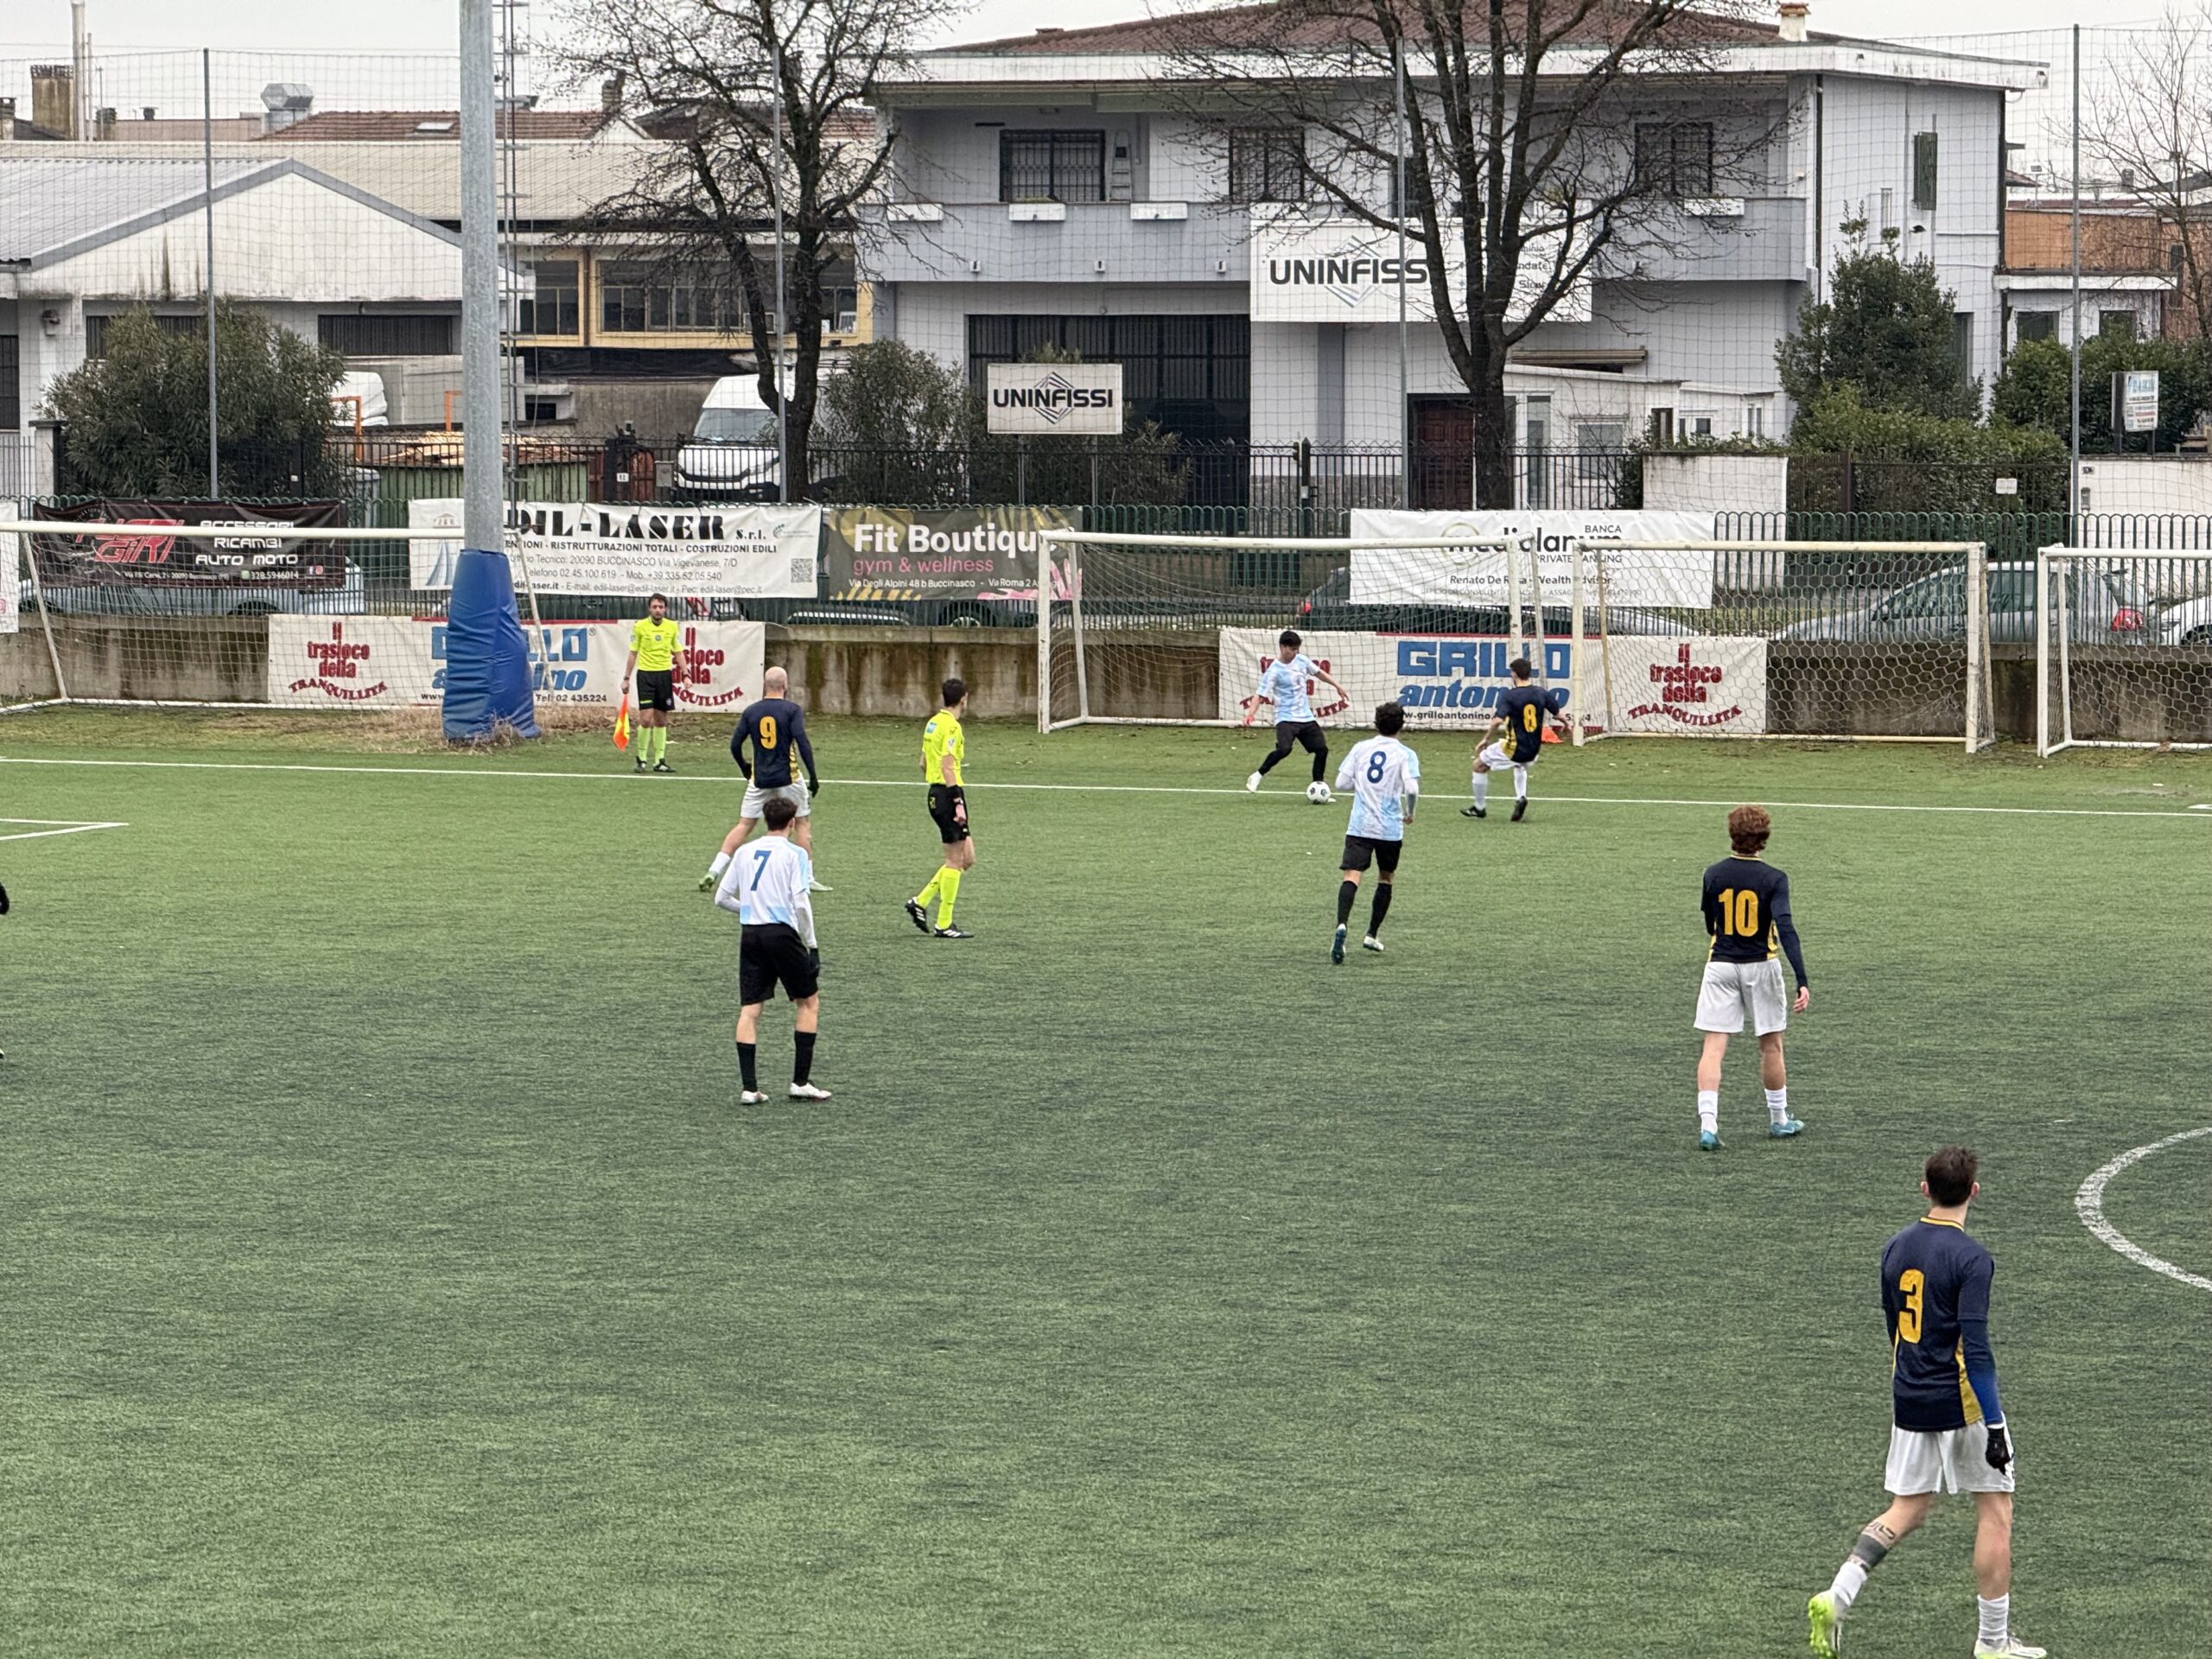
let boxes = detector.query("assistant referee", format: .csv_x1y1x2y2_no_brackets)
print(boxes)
623,593,681,772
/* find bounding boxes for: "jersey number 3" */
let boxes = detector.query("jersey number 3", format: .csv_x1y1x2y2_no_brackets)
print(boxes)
1897,1268,1925,1344
1714,888,1761,937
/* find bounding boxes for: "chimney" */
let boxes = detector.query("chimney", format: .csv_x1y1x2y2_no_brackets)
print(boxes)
29,64,74,137
142,105,156,122
260,82,315,134
0,97,15,141
1777,3,1809,43
95,105,118,141
601,73,626,116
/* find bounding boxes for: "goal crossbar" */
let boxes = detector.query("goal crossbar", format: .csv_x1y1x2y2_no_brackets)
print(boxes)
1039,530,1522,552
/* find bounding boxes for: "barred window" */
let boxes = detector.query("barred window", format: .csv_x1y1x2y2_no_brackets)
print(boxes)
1634,122,1714,198
1000,130,1106,202
1229,129,1306,203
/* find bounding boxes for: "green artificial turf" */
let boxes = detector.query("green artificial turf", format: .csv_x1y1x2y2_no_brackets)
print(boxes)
0,710,2206,1657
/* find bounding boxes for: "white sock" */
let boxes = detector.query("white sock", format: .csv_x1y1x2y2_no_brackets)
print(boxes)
1472,772,1489,807
1513,766,1528,800
708,850,733,880
1827,1556,1869,1616
1977,1594,2008,1648
1765,1086,1789,1125
1697,1090,1719,1134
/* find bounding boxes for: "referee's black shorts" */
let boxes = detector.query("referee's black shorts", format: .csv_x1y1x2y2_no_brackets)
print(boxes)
635,669,675,712
740,922,818,1005
928,783,970,844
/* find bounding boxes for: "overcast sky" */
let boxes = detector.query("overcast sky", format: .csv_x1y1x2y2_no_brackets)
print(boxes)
0,0,2178,57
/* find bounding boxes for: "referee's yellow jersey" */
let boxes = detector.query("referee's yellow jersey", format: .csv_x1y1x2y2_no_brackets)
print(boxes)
630,616,680,672
923,709,965,786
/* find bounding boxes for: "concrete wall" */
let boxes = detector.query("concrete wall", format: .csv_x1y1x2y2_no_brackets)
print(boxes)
2073,457,2212,517
1643,453,1789,514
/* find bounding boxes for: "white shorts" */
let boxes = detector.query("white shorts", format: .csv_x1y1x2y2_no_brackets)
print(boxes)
740,781,810,820
1885,1421,2017,1496
1694,959,1788,1035
1478,741,1536,772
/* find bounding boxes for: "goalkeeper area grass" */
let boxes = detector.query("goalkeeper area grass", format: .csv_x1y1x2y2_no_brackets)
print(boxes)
2,709,2207,1658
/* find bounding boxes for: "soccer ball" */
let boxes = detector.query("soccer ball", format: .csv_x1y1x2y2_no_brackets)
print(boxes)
1306,781,1333,804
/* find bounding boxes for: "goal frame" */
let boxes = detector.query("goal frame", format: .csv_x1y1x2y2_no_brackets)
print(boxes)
1567,540,1994,753
1034,528,1529,733
2036,544,2212,755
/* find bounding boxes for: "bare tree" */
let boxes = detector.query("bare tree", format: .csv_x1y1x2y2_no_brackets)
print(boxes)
1166,0,1787,505
2077,6,2212,344
558,0,964,491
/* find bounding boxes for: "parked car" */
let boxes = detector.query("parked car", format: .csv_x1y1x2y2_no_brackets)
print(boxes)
1777,560,2149,645
671,374,788,502
2154,593,2212,645
1294,567,1702,637
20,569,367,619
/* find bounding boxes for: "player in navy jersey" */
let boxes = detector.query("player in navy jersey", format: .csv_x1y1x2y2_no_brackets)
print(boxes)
1808,1147,2041,1659
1693,804,1809,1149
1243,630,1349,797
698,666,823,893
1464,658,1548,820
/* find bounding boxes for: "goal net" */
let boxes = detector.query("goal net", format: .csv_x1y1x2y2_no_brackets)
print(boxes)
1570,540,1994,751
1036,530,1995,749
0,510,774,725
2036,547,2212,753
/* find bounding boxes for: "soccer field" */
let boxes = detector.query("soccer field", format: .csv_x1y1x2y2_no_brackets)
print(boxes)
1,711,2206,1658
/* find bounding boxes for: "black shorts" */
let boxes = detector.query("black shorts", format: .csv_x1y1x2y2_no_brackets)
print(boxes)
635,669,675,712
1341,835,1402,874
740,923,818,1005
929,783,969,844
1274,720,1327,754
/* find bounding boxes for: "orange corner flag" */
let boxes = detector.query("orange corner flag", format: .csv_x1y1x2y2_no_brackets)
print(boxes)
613,697,632,751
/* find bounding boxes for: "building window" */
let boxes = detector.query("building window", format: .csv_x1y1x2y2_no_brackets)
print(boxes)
2015,310,2059,344
1229,128,1306,203
2099,308,2138,340
966,313,1250,440
86,311,204,358
1745,404,1766,438
1951,312,1974,376
0,334,17,430
999,130,1106,202
1634,122,1714,198
519,260,580,337
1912,131,1939,211
318,313,456,355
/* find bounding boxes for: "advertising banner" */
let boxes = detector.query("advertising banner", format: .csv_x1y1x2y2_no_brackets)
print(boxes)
407,499,820,598
1348,508,1718,609
1590,636,1768,735
269,615,766,711
1220,628,1574,730
1248,206,1589,326
822,506,1068,601
983,363,1124,435
29,499,347,588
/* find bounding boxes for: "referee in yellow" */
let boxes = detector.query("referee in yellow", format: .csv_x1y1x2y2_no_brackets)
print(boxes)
905,677,973,938
623,593,682,772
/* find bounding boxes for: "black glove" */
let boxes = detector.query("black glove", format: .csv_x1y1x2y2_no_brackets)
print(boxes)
0,882,10,915
738,762,753,780
808,947,821,972
807,776,821,797
1984,1421,2012,1471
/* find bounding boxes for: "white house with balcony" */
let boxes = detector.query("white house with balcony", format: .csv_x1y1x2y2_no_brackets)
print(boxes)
861,4,2039,505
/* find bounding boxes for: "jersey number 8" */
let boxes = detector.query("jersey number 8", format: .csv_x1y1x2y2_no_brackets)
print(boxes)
1522,703,1538,732
1367,751,1388,783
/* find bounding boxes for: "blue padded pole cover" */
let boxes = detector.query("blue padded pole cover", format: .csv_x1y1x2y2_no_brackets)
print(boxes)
441,548,540,741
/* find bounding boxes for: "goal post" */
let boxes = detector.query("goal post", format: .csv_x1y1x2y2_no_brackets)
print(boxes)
1036,528,1532,732
1567,539,1994,752
2036,545,2212,754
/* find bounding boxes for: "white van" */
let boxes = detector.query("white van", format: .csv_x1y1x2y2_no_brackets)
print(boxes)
672,374,786,500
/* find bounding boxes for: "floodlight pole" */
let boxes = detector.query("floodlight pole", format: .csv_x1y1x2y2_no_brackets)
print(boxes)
460,0,503,553
2069,22,2082,521
202,48,219,497
1395,36,1411,510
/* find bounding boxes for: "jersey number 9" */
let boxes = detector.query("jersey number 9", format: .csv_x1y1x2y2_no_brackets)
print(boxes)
1897,1268,1924,1344
758,715,779,749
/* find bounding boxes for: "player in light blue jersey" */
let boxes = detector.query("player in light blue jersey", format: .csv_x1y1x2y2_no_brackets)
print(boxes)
714,796,830,1103
1330,702,1420,963
1242,629,1347,798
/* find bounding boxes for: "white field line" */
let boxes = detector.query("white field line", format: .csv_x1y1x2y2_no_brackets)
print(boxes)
2075,1128,2212,1294
0,817,127,842
0,752,2209,820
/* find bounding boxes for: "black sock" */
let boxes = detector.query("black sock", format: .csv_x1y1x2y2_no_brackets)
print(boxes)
1368,884,1393,935
737,1040,758,1090
1336,879,1357,926
794,1029,817,1086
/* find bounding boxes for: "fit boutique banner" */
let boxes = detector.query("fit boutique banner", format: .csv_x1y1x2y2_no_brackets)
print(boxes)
1247,206,1590,325
1219,628,1574,730
407,499,820,598
268,616,766,710
1347,509,1718,610
1588,635,1769,735
29,499,347,588
822,506,1069,601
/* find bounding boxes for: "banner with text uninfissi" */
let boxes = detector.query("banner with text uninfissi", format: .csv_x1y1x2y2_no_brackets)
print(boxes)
268,616,766,711
407,499,820,597
1348,509,1718,610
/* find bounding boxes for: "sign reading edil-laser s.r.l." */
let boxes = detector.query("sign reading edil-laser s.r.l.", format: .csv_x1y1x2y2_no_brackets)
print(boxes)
985,363,1123,435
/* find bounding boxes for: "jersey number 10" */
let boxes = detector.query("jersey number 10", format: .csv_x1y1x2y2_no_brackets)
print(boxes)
1714,888,1762,937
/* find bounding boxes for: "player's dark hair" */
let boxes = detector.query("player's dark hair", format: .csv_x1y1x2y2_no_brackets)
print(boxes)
1279,629,1301,649
647,592,669,608
1727,804,1771,855
1925,1145,1979,1206
1375,702,1405,735
1510,657,1533,681
761,796,799,831
942,677,966,708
